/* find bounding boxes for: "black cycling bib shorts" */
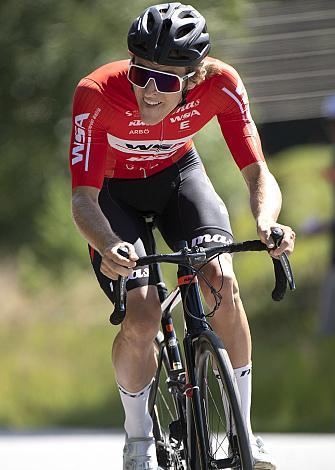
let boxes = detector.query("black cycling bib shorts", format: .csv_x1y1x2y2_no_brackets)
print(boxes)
89,148,234,303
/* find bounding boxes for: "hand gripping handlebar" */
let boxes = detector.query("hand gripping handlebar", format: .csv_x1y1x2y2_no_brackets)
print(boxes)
109,228,295,325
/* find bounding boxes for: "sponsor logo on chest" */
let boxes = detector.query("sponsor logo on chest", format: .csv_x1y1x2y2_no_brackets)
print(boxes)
170,99,201,129
126,99,201,133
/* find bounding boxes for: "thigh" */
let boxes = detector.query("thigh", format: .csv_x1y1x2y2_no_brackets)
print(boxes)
122,285,161,334
89,181,156,303
157,157,234,250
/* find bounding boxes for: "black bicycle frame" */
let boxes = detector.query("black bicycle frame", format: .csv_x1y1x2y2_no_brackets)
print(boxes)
145,218,184,373
109,217,295,469
177,261,210,469
146,222,211,469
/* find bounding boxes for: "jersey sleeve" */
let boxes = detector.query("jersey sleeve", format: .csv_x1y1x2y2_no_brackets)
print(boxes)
69,78,109,189
213,65,265,170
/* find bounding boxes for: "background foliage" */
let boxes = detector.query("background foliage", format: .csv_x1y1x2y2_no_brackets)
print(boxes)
0,0,246,260
1,0,334,431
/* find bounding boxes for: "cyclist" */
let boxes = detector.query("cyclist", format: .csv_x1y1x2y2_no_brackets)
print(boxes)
69,3,296,469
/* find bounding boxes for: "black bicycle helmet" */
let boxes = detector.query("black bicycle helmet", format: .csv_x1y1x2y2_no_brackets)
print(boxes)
127,3,211,67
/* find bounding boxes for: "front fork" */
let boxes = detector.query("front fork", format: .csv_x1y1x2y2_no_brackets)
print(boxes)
151,232,210,469
178,262,210,470
184,334,209,470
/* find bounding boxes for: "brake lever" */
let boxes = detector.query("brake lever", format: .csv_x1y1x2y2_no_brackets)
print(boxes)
271,227,296,291
109,247,129,325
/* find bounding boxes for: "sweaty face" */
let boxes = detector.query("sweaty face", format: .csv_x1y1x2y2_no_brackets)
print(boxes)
131,57,187,125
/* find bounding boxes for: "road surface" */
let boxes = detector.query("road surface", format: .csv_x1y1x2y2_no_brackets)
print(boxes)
0,431,334,469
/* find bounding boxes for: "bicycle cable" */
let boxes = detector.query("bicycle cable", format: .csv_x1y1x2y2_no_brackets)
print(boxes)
181,253,226,329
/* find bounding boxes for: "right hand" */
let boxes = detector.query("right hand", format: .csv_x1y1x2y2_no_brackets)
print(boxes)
256,219,296,258
100,242,138,280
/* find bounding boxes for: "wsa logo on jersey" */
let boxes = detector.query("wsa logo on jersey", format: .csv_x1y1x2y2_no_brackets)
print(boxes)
71,113,90,165
71,108,101,171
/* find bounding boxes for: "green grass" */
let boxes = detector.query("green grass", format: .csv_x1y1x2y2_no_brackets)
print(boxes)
0,270,124,428
1,142,334,431
243,144,335,432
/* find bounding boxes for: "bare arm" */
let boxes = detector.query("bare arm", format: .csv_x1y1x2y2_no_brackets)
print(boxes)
72,186,138,278
241,161,295,256
242,161,281,227
72,186,120,253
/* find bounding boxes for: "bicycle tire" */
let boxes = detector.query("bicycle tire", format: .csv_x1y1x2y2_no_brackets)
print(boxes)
149,332,187,470
194,330,253,470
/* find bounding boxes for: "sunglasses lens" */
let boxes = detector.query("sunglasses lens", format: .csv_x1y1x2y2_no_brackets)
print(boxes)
154,72,180,93
129,66,181,93
128,66,149,87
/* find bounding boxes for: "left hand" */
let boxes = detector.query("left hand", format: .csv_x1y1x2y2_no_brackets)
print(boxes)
257,220,296,258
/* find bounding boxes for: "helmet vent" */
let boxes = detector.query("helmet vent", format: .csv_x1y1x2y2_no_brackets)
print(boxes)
162,18,172,30
194,43,205,52
147,12,155,33
178,12,195,19
157,18,172,46
159,6,169,15
176,25,194,39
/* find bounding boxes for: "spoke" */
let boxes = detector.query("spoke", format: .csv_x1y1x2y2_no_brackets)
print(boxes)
157,385,175,421
207,384,227,429
204,374,230,458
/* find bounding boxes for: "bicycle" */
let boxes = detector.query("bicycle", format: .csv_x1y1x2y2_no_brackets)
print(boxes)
110,218,295,470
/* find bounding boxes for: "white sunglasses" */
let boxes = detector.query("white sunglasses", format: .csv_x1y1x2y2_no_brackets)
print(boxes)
127,63,195,93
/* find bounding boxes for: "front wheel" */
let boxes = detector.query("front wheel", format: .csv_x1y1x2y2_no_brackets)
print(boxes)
149,331,187,469
194,330,253,470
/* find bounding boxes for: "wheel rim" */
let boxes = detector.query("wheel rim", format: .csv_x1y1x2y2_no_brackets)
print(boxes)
150,343,186,469
197,349,242,467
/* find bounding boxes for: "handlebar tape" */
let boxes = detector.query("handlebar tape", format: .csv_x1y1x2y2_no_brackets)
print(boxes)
109,248,129,325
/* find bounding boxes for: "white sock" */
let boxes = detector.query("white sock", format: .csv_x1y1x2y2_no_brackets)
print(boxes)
234,363,256,444
118,380,154,439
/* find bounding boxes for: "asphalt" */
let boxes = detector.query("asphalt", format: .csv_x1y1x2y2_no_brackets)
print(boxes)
0,431,334,469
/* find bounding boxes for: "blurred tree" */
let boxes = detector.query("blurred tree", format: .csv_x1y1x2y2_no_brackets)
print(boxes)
0,0,246,266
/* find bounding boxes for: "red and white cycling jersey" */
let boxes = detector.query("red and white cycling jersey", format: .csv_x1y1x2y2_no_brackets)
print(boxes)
69,58,265,188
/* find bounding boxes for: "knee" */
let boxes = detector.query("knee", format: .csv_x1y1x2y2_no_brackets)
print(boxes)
200,260,242,313
220,273,242,314
121,287,161,345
